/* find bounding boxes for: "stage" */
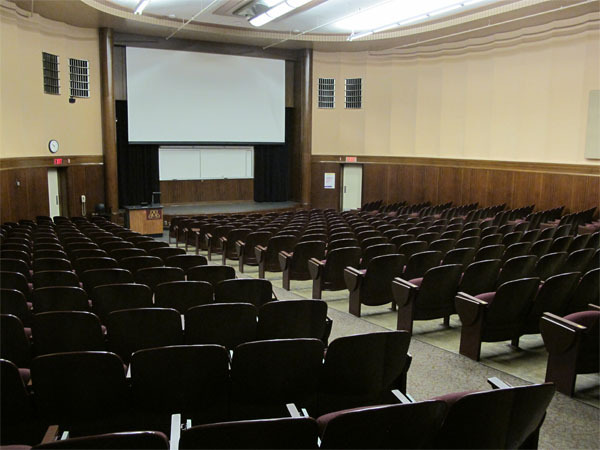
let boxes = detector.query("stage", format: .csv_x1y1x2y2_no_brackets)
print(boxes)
162,200,300,221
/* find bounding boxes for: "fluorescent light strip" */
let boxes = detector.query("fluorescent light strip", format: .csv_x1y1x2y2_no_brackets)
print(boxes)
134,0,150,15
429,3,462,16
250,0,312,27
347,30,374,41
347,0,490,41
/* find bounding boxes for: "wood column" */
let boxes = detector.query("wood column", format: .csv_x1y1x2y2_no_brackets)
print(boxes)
99,28,119,215
296,48,312,208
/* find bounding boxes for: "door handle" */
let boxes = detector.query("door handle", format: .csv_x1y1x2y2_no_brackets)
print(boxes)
344,186,347,193
56,195,59,205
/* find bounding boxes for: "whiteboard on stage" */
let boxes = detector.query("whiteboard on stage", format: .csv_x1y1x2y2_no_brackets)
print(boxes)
159,147,254,180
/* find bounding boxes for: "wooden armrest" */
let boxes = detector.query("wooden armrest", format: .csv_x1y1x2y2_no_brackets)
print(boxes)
255,245,267,263
344,266,364,292
205,233,213,239
170,414,181,450
219,236,228,244
455,292,488,326
42,425,60,444
392,277,418,290
235,241,245,255
391,389,414,404
589,304,600,312
308,258,324,280
487,377,512,389
391,277,418,308
286,403,302,418
278,251,292,271
539,312,585,354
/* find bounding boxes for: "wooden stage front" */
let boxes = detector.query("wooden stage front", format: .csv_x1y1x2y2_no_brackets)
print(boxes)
162,200,301,223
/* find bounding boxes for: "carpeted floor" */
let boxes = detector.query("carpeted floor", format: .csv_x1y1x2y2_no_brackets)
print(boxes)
162,233,600,449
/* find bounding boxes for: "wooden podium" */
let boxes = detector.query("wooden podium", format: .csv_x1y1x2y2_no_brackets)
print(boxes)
124,205,164,236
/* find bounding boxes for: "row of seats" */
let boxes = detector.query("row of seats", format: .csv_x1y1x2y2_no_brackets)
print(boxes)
2,299,331,366
2,331,412,443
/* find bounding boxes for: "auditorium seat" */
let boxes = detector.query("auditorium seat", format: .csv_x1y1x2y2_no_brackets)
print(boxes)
255,235,297,278
496,255,537,287
185,265,234,288
0,314,31,375
109,248,147,261
230,338,324,420
33,431,169,449
120,256,164,275
433,380,555,449
393,264,462,333
345,254,405,318
106,308,183,364
80,268,134,293
316,331,411,416
256,299,328,341
317,401,447,449
566,268,600,313
32,311,105,355
1,359,45,446
278,240,327,290
165,254,208,272
0,289,32,326
32,270,80,289
136,240,170,252
0,271,31,299
130,344,230,432
185,303,257,349
74,256,119,273
308,246,361,299
540,307,599,396
1,258,32,281
134,266,185,292
70,248,109,260
32,286,89,313
31,351,133,437
91,283,153,323
214,278,274,308
564,248,595,274
455,277,540,361
442,247,476,269
149,246,186,263
533,252,567,281
179,417,318,449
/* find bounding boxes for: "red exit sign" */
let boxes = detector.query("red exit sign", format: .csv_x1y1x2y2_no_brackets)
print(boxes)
53,158,63,165
345,156,357,162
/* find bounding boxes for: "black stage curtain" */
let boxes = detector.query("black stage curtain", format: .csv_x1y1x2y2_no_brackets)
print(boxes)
115,100,160,207
253,108,293,202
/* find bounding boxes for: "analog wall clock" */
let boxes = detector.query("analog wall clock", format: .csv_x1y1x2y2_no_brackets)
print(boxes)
48,140,59,153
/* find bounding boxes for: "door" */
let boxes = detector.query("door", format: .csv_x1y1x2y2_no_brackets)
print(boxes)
47,168,61,217
341,164,363,211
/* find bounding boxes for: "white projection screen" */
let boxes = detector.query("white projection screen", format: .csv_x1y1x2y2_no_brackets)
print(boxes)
126,47,285,144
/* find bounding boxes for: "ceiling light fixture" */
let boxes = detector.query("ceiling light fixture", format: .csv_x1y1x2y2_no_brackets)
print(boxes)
134,0,150,15
345,0,494,41
249,0,312,27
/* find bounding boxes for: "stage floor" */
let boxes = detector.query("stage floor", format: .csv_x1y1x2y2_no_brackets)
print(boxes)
162,200,300,216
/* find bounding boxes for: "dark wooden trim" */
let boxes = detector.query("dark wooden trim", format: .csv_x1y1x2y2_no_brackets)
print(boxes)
294,49,312,207
113,33,300,62
99,27,120,215
312,155,600,176
0,155,104,170
160,179,254,204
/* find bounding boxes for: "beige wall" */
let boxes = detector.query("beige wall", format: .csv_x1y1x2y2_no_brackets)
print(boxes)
0,1,103,159
312,27,600,165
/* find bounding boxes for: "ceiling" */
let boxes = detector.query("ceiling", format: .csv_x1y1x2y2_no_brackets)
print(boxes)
9,0,600,51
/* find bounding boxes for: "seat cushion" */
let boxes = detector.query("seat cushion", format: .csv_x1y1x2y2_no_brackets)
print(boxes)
475,292,496,305
408,277,423,288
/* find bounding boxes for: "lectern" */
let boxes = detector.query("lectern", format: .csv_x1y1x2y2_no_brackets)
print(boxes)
124,205,164,236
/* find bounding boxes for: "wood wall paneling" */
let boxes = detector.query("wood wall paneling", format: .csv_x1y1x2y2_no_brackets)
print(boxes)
310,162,340,210
1,168,49,223
159,179,254,204
362,164,389,204
310,156,599,214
